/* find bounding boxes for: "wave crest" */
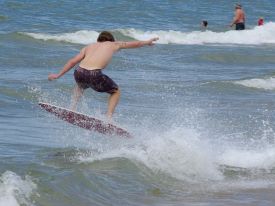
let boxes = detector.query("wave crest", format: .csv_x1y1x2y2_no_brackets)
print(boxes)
21,30,99,44
234,77,275,90
21,22,275,45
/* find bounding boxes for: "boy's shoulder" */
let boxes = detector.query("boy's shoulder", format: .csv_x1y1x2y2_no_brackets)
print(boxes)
85,41,119,51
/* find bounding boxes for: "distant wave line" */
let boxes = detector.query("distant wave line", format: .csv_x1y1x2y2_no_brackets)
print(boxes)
234,76,275,90
20,22,275,45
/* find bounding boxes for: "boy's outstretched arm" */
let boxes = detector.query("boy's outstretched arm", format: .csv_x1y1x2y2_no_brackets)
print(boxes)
48,48,86,81
115,37,159,50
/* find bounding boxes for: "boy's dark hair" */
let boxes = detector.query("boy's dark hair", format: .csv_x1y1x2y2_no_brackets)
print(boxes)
97,31,115,42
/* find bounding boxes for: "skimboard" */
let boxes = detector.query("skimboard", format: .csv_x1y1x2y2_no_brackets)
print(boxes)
38,102,132,138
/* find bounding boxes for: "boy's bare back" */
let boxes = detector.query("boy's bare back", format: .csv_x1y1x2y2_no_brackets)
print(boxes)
79,42,118,70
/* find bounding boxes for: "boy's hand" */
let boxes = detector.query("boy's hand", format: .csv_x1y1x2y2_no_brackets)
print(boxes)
148,37,159,46
48,73,59,81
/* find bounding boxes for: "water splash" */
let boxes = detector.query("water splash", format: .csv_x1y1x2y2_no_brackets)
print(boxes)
0,171,37,206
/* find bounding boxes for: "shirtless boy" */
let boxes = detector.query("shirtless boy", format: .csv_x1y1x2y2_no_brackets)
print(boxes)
230,4,246,30
48,31,159,118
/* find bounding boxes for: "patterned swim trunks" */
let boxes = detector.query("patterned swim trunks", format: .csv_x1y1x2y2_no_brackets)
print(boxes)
74,66,118,94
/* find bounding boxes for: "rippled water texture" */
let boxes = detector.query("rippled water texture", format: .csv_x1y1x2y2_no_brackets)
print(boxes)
1,0,275,205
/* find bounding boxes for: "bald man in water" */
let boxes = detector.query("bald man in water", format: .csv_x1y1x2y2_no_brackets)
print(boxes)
48,31,159,119
230,4,246,30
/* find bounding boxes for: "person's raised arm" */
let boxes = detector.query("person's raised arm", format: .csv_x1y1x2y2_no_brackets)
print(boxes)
115,37,159,50
48,48,86,81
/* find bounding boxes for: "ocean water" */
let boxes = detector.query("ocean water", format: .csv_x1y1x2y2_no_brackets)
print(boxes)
1,0,275,205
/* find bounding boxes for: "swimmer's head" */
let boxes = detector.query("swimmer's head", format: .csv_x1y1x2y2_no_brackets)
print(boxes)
97,31,115,42
202,20,208,27
235,3,242,9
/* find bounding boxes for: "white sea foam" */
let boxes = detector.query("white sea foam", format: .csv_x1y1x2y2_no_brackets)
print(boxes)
79,127,223,181
234,77,275,90
119,22,275,45
22,22,275,45
218,147,275,169
0,171,37,206
127,127,223,181
77,122,275,182
22,30,99,44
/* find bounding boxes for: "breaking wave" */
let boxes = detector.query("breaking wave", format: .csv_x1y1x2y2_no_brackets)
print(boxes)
234,76,275,90
20,22,275,45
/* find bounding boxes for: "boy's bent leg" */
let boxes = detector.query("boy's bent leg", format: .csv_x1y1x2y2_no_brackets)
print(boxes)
71,84,84,111
107,89,120,119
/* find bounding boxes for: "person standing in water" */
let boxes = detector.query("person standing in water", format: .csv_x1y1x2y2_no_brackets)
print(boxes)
230,3,246,30
48,31,159,119
201,20,208,30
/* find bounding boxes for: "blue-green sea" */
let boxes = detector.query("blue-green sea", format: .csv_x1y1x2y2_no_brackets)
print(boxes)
1,0,275,205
